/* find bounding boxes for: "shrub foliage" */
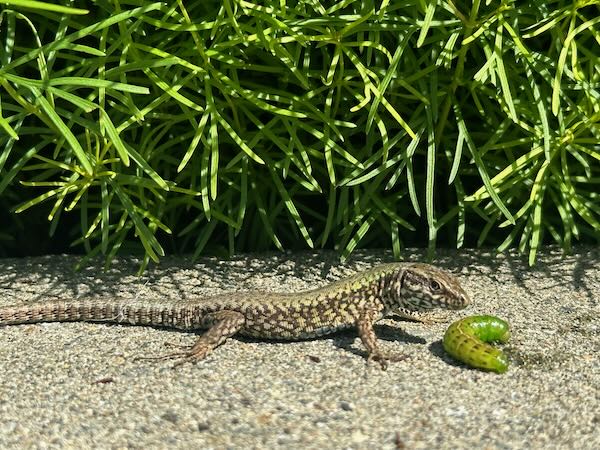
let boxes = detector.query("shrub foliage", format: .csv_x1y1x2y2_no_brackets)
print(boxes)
1,0,599,270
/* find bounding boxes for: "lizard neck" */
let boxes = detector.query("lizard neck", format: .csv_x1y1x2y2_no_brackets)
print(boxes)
331,265,404,316
379,266,410,314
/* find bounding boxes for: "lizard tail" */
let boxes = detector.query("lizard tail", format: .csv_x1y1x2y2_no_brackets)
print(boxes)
0,299,203,329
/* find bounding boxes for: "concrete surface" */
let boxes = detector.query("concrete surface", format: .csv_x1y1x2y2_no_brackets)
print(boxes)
0,249,598,449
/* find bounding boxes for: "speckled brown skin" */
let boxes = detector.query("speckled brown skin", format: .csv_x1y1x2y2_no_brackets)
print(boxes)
0,263,470,368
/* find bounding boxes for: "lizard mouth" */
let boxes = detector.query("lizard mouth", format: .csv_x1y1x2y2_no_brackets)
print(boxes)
449,293,470,309
408,298,433,310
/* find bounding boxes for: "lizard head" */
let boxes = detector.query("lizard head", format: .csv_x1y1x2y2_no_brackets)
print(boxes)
396,263,470,310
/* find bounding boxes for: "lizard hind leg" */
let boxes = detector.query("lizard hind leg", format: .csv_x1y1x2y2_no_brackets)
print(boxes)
140,310,246,367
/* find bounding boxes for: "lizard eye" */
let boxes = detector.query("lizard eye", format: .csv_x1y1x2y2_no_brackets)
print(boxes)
430,280,441,291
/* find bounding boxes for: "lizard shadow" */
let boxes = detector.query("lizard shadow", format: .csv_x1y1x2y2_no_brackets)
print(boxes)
330,324,427,359
176,323,427,360
55,320,425,356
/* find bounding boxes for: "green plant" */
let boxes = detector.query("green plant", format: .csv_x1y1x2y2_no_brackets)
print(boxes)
0,0,599,271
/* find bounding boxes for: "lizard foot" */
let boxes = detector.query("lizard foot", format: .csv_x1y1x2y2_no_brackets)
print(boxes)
170,345,211,368
367,352,408,370
135,344,211,368
367,352,390,370
160,341,192,351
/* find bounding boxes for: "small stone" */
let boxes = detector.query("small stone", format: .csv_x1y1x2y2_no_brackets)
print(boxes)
339,401,354,411
197,422,210,432
161,411,179,424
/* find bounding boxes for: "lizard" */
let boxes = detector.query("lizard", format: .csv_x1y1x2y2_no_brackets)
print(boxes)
0,262,470,369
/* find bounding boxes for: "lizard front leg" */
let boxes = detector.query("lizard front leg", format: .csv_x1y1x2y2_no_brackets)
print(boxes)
356,308,390,370
143,310,245,366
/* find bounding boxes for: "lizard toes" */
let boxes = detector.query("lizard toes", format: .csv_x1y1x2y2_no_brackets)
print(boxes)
367,352,389,370
367,352,410,370
162,341,192,351
135,351,190,362
387,353,409,363
171,346,211,368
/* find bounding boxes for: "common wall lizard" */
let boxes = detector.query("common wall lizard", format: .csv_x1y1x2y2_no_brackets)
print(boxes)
0,263,470,368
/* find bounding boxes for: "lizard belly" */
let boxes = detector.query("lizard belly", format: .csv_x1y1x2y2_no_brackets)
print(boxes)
240,320,355,340
239,307,358,340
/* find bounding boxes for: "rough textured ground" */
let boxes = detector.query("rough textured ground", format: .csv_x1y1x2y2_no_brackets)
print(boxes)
0,249,598,449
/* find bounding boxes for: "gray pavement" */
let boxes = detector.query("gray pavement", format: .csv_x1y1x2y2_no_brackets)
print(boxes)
0,249,598,449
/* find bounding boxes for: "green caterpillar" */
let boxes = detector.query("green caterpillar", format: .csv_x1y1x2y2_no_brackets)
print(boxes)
443,315,510,373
